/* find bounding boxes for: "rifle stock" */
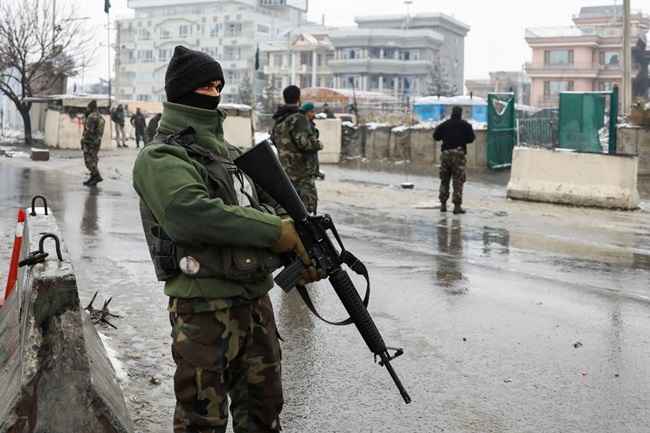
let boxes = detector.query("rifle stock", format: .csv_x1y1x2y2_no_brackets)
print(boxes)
235,141,411,404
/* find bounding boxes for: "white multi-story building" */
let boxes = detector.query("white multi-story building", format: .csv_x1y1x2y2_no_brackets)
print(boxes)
115,0,307,103
261,13,470,101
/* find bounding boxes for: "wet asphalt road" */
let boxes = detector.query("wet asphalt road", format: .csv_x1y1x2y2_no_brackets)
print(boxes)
1,157,650,433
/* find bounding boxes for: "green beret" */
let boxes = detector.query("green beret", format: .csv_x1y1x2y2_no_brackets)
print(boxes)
300,102,315,112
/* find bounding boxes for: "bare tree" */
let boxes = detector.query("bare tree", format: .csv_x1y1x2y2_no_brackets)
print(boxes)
0,0,94,145
238,73,254,107
425,59,456,97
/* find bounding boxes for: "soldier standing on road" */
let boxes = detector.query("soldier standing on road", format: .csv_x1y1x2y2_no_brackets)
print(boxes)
272,86,323,215
111,104,127,148
434,106,475,214
81,100,105,187
300,102,324,181
145,112,162,144
130,107,147,148
321,102,336,119
133,46,320,433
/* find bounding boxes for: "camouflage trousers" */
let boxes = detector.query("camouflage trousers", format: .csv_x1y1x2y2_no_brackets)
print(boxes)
81,140,100,177
293,177,318,215
169,295,283,433
439,149,466,205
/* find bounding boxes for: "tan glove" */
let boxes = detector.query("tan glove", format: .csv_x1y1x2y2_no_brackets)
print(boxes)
272,220,324,285
272,219,310,264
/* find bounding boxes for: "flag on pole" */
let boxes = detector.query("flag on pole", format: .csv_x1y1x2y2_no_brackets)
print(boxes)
254,46,260,71
104,0,111,14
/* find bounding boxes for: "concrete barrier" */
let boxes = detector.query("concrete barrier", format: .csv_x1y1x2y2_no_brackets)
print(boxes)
507,147,640,209
340,123,488,173
618,126,650,176
0,207,133,433
315,118,342,164
44,110,115,150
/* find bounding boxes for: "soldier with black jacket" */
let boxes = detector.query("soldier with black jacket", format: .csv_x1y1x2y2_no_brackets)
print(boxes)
433,106,476,214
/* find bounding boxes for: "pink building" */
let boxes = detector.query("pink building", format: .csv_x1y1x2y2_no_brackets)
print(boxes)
525,5,650,108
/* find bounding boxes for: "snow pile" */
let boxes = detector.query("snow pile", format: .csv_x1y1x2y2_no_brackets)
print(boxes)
414,95,487,106
388,120,486,134
220,103,252,112
366,122,391,130
98,331,129,384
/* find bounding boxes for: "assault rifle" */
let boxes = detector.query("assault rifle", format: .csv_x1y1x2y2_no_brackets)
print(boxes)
235,141,411,404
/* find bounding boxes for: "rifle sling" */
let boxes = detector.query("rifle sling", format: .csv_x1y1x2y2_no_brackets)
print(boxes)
296,250,370,327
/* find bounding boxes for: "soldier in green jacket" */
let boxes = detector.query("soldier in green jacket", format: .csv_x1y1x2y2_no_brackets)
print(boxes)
271,86,323,215
81,100,105,187
133,46,319,433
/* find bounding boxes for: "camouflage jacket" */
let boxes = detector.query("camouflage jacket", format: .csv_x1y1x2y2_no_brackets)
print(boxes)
271,106,322,180
81,111,105,146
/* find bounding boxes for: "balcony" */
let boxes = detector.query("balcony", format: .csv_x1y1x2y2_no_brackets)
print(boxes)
328,58,430,75
525,62,599,77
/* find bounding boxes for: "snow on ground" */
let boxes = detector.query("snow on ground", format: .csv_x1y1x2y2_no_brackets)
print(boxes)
254,132,270,144
98,330,130,384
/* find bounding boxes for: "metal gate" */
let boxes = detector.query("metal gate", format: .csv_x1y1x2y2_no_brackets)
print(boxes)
558,87,618,154
518,115,558,148
487,93,516,169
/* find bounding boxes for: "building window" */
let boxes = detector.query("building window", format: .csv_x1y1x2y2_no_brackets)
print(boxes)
179,24,192,37
544,80,574,96
273,54,283,67
138,28,150,40
158,49,170,62
600,51,620,66
400,50,411,61
386,48,398,59
226,23,242,37
544,49,574,65
598,81,616,91
300,52,312,66
138,50,154,63
161,29,171,39
257,24,270,34
224,47,241,61
342,48,360,60
137,94,151,101
226,70,241,82
125,49,135,63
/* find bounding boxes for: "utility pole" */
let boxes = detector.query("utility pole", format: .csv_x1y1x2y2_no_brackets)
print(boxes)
107,14,112,106
623,0,632,115
52,0,56,47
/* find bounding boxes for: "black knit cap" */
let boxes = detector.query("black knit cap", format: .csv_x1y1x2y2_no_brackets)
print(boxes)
165,46,225,101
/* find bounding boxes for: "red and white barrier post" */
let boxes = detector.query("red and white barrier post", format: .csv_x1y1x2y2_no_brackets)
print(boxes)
1,208,27,306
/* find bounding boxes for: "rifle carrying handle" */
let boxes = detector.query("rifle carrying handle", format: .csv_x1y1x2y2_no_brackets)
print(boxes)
274,258,305,292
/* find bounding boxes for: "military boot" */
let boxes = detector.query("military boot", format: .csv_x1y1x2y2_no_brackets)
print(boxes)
453,204,466,215
82,176,93,186
440,202,447,213
86,174,103,187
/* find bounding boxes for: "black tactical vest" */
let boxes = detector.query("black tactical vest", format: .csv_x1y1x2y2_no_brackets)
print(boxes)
140,128,280,283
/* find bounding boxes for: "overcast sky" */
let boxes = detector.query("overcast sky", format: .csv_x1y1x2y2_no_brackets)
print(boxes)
66,0,644,86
